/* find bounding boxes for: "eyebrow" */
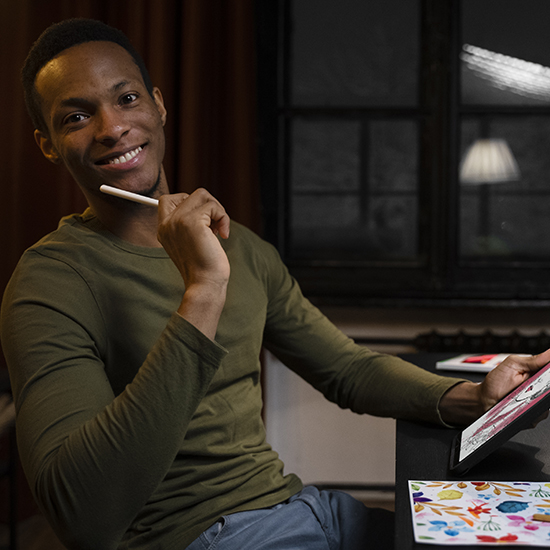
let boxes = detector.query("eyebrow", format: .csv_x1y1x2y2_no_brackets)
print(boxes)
57,80,133,109
112,80,131,92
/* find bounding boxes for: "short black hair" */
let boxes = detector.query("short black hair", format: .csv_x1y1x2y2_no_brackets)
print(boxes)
22,18,154,134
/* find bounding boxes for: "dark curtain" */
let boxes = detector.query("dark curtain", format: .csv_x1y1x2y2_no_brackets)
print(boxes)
0,0,260,520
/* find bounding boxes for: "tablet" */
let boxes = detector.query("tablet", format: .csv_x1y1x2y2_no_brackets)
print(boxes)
449,361,550,475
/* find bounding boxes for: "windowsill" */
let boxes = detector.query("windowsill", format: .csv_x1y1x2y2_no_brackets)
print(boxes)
319,305,550,354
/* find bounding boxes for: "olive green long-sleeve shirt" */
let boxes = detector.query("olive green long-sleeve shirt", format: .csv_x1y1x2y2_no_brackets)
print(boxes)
1,210,463,549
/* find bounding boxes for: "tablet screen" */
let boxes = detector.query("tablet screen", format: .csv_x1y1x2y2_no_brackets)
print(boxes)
459,362,550,463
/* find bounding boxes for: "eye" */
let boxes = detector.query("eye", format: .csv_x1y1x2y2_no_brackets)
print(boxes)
63,113,88,125
120,93,139,105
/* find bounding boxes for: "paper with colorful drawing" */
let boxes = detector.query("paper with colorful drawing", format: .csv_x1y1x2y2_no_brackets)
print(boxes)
409,480,550,545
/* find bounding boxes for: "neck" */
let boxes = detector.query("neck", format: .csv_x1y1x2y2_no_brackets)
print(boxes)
93,201,162,247
83,173,168,248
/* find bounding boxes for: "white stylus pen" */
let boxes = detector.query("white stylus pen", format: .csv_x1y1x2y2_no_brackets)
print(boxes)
99,184,159,206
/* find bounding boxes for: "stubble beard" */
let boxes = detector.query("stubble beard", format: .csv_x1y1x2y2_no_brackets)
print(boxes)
143,168,163,198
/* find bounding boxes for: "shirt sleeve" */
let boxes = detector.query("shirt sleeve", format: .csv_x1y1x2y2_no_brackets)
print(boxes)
258,240,465,425
1,251,227,550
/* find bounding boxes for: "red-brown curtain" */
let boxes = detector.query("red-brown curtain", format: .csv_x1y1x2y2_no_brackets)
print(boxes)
0,0,260,521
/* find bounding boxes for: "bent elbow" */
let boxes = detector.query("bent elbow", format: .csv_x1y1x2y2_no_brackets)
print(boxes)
34,468,125,550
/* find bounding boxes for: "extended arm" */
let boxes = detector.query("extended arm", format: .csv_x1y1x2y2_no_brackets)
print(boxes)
258,236,550,426
259,240,464,424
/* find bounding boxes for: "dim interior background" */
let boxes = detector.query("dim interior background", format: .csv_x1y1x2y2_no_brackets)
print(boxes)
3,0,550,547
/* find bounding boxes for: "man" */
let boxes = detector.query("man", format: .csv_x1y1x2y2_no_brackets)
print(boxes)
2,18,549,550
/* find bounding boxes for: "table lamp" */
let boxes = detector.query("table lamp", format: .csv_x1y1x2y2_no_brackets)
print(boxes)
459,137,520,252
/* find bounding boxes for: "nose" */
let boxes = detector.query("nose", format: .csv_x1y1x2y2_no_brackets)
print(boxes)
94,107,130,145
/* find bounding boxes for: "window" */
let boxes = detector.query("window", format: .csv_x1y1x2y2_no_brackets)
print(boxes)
256,0,550,305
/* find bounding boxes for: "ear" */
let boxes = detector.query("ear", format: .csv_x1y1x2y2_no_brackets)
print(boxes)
34,129,61,164
152,87,167,127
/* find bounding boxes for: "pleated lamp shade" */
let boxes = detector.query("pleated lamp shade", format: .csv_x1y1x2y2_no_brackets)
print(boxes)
459,138,520,184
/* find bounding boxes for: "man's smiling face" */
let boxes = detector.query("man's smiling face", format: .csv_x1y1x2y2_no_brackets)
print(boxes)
33,40,168,199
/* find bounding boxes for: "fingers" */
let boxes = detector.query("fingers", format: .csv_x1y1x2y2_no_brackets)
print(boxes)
531,348,550,370
159,192,190,208
212,208,231,240
502,349,550,384
157,192,189,219
499,349,550,374
156,188,231,291
158,188,230,239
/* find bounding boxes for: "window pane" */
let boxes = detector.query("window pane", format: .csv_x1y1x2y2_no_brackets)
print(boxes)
459,117,550,257
291,119,360,193
461,0,550,106
289,119,418,261
291,0,419,107
369,120,418,192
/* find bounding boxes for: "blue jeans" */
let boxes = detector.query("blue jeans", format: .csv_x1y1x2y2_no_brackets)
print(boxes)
185,486,394,550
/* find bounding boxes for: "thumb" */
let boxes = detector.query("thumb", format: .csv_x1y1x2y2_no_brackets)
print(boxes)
530,348,550,372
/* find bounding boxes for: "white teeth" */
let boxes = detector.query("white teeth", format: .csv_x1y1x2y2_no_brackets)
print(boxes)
107,146,142,165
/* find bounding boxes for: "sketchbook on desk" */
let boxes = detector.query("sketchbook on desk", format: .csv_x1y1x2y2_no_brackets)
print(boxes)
435,354,528,373
409,480,550,546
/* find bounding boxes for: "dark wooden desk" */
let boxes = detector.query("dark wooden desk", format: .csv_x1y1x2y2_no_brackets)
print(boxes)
395,354,550,550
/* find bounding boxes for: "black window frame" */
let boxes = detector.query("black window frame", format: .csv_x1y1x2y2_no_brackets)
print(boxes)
255,0,550,308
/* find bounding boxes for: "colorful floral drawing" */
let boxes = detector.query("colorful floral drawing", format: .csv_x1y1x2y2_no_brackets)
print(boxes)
438,489,463,500
412,491,432,504
467,502,491,519
535,503,550,515
428,520,474,537
409,481,550,546
472,481,527,498
531,485,550,498
476,533,519,543
411,492,475,526
506,515,539,531
479,516,501,532
496,501,530,514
